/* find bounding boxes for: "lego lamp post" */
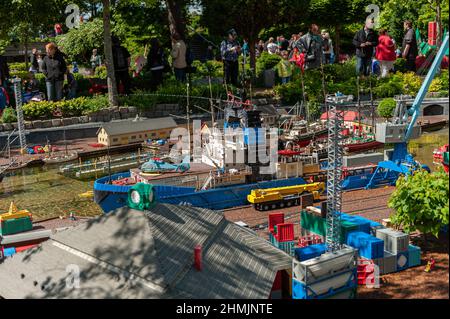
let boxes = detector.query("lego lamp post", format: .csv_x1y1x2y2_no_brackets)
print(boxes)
127,183,156,211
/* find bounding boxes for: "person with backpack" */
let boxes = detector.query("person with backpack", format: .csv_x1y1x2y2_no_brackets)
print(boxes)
112,36,131,95
147,38,166,90
171,33,187,83
296,24,324,70
42,42,67,101
220,29,241,86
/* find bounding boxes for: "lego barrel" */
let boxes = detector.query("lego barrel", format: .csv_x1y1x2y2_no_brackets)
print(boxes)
346,232,384,259
0,217,33,236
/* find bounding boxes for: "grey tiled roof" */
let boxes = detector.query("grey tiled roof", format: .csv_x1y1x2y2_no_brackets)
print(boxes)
98,117,177,136
0,204,291,299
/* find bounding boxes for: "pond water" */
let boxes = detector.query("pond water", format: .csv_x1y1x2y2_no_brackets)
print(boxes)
1,127,448,221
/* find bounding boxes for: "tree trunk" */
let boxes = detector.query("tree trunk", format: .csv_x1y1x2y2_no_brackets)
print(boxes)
334,24,341,60
165,0,186,40
102,0,118,107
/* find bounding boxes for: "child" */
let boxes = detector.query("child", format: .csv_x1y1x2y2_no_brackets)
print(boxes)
276,50,294,84
65,71,78,99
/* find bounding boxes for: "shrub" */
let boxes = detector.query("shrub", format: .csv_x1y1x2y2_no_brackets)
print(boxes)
400,72,422,96
9,62,27,72
393,58,407,73
389,169,449,237
22,100,57,119
256,52,281,77
1,107,17,123
94,66,107,79
377,97,396,119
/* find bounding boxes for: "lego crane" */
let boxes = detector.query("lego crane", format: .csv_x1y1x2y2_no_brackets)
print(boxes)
366,32,449,189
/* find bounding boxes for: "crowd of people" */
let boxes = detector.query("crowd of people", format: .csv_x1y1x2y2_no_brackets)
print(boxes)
0,17,425,113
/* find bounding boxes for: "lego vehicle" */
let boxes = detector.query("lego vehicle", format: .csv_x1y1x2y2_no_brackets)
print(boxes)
140,156,190,174
247,182,325,211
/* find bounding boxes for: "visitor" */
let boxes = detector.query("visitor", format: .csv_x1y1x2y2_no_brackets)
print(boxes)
321,31,333,64
220,29,241,86
275,50,293,84
54,23,63,36
352,18,378,77
65,71,77,99
147,38,166,90
402,20,418,72
42,42,67,101
171,33,187,83
90,48,102,74
375,29,396,78
242,39,250,57
112,36,132,95
289,34,299,51
266,37,278,55
279,36,290,52
0,54,9,87
29,48,39,73
296,24,324,70
256,40,265,57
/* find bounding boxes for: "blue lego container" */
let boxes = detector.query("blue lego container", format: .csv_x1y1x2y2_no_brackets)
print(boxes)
269,232,276,246
407,245,421,267
396,251,409,271
346,231,384,259
292,269,357,299
294,243,327,262
3,247,16,257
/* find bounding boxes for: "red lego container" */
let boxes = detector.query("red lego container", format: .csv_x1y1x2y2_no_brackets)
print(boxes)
276,223,295,242
428,21,438,46
15,244,38,253
268,213,284,233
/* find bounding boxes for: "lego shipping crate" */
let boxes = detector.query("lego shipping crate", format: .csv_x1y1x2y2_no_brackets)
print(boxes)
0,217,33,236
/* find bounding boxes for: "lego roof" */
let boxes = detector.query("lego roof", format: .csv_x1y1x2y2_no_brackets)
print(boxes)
0,204,291,299
97,117,178,136
320,110,362,122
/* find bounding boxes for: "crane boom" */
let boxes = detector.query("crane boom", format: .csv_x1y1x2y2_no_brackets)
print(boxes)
406,33,449,141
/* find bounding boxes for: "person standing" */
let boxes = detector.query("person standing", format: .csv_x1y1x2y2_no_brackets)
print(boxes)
220,29,241,86
42,43,67,101
321,31,333,64
147,38,165,90
402,20,418,72
112,36,131,95
352,18,378,77
171,33,187,83
29,48,39,73
275,50,294,84
66,71,78,99
279,36,290,52
296,24,324,70
90,48,102,74
37,53,44,73
266,38,278,55
376,29,396,78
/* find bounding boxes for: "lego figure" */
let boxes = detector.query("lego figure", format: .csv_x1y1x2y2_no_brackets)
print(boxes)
69,212,76,221
424,257,435,273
